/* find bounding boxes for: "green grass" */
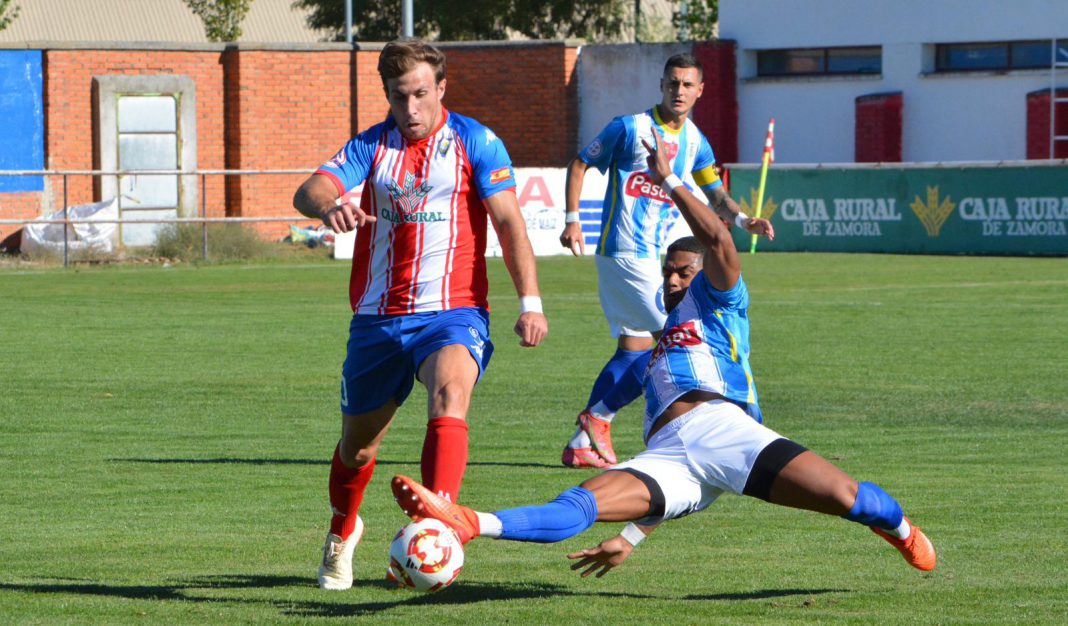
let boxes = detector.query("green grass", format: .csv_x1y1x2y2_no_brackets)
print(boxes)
1,253,1066,624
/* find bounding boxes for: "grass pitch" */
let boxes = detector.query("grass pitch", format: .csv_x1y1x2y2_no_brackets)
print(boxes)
1,253,1066,624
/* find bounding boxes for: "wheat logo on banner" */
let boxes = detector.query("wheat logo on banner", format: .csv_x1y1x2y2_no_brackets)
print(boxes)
910,186,955,237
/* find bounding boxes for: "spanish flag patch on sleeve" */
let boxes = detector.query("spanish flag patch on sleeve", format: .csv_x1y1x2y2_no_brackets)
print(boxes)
489,167,513,184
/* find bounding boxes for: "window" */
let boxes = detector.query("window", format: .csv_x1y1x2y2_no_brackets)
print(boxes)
935,40,1061,71
757,46,881,77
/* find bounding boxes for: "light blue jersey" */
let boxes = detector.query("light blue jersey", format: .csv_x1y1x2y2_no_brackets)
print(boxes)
581,107,722,259
643,272,762,441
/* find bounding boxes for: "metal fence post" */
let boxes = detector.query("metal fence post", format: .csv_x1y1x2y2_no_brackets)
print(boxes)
62,174,69,268
201,173,208,261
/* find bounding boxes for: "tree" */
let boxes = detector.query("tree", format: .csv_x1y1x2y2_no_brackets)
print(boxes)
673,0,718,42
0,0,21,32
292,0,628,43
184,0,254,42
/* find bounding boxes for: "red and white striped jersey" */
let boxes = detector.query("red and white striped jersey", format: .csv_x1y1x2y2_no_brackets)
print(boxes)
316,109,516,315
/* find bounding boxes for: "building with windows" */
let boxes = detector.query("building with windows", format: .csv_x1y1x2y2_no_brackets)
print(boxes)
720,0,1067,163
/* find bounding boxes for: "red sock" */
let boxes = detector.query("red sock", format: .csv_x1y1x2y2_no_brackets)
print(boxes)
328,443,375,540
421,416,469,502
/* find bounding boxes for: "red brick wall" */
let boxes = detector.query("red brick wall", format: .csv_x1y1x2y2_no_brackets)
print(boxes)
1026,89,1068,159
222,49,350,236
437,42,578,167
43,49,227,214
691,40,738,164
855,92,903,163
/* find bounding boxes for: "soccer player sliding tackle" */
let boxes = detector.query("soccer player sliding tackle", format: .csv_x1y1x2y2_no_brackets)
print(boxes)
392,130,936,576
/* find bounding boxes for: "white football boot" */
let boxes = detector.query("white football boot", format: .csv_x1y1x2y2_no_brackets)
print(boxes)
317,515,364,590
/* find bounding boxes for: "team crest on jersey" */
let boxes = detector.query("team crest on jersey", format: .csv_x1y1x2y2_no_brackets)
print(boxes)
383,172,443,223
437,135,453,157
642,134,679,160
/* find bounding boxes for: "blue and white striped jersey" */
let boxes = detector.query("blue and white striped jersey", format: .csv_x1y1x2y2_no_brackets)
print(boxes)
643,272,762,441
580,107,722,259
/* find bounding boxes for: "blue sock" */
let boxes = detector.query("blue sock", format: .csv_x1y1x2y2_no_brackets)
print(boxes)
496,486,599,543
601,349,651,413
586,348,648,410
842,481,904,531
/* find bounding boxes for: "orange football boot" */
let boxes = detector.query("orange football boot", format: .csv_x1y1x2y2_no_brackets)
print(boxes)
577,411,617,465
871,517,937,571
391,475,480,544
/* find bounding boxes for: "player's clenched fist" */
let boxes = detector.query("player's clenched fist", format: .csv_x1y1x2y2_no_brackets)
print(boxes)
514,311,548,347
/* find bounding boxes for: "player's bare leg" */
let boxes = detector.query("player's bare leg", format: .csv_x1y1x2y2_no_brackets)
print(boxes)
417,344,479,502
767,450,936,571
320,402,396,590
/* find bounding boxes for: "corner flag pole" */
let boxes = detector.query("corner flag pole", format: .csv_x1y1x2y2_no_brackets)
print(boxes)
750,118,775,254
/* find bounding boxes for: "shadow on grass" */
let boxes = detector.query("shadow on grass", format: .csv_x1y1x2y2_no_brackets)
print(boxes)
1,575,848,618
683,588,849,601
0,575,655,617
110,457,562,469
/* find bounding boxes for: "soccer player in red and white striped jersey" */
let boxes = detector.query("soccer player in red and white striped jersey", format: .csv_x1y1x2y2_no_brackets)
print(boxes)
294,39,548,591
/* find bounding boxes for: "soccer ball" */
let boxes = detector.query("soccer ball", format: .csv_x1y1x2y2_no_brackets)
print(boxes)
388,518,465,592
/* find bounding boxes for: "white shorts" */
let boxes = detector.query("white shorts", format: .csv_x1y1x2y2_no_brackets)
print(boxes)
612,400,785,523
595,255,667,338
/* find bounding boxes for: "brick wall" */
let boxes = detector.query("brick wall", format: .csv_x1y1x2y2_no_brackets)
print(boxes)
1026,89,1068,159
691,40,738,164
436,42,579,167
222,48,350,231
43,49,227,214
855,92,903,163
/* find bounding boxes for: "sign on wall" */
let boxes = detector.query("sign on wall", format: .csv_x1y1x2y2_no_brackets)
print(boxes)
728,164,1068,256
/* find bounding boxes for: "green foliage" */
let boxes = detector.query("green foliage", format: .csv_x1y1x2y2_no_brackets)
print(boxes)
152,223,272,261
673,0,718,41
184,0,253,42
0,0,20,31
293,0,628,42
1,254,1067,622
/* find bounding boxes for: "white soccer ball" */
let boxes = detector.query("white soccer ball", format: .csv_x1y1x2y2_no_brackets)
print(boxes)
388,518,465,592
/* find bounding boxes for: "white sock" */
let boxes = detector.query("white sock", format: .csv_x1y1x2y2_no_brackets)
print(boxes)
884,518,911,540
589,401,616,423
568,425,590,448
476,512,502,538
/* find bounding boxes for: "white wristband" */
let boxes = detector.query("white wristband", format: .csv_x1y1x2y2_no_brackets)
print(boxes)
661,174,683,194
734,212,750,229
619,522,646,547
564,212,580,224
519,296,543,314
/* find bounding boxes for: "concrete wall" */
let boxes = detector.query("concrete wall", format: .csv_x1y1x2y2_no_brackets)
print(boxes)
720,0,1068,163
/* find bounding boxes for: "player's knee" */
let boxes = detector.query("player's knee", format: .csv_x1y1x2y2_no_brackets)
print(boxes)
338,439,377,468
429,381,472,414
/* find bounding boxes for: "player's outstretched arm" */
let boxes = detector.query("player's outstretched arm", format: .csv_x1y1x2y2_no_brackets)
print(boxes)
642,133,740,291
485,190,549,347
293,174,375,233
566,523,659,578
559,157,590,256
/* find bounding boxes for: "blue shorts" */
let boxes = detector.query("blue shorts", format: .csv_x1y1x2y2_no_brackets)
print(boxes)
340,307,493,415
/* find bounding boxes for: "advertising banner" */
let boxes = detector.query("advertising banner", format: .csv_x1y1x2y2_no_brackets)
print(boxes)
727,163,1068,256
